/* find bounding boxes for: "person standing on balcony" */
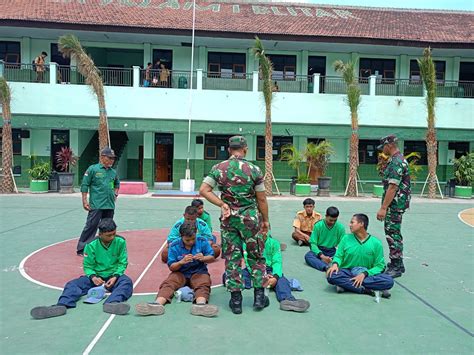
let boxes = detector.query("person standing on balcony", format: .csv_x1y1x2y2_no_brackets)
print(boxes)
199,135,270,315
144,62,152,87
159,63,170,88
34,51,47,83
76,147,120,256
376,135,411,278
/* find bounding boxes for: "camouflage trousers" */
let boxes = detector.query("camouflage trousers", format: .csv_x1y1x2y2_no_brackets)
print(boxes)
221,210,267,291
384,208,405,266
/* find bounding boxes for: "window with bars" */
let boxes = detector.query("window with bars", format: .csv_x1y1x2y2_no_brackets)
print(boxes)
204,134,232,160
256,136,293,161
208,52,246,78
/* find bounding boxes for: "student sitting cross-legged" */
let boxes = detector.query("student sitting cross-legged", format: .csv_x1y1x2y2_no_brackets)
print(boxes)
30,219,133,319
305,206,346,272
326,214,394,298
135,221,218,317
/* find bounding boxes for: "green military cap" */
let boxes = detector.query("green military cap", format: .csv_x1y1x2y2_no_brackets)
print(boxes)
228,135,247,148
377,134,398,150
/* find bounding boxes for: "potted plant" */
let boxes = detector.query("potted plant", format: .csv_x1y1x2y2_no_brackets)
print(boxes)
305,141,334,197
453,153,473,199
28,161,50,193
281,145,311,196
376,152,422,197
55,147,78,193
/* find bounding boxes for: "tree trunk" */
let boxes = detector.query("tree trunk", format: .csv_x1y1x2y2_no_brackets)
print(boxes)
346,113,359,197
1,102,15,193
264,105,273,196
426,125,437,198
97,95,109,152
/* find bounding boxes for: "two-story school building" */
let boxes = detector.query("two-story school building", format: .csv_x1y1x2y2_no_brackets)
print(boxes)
0,0,473,191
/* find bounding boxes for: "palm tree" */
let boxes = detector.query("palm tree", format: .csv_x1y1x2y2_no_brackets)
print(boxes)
333,60,361,197
0,77,15,193
58,35,110,152
253,37,274,196
418,47,438,198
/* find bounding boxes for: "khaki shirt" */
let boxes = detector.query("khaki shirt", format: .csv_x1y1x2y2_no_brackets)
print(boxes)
293,210,322,233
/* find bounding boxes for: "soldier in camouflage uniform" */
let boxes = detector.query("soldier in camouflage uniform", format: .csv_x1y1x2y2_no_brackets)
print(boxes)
199,135,270,314
376,135,411,278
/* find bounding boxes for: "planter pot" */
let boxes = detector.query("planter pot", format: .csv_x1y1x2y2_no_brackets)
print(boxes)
317,176,332,190
373,184,384,198
317,177,332,197
295,183,311,196
454,185,472,199
30,180,49,193
57,172,75,193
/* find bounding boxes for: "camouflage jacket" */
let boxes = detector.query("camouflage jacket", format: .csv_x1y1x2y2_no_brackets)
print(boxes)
382,151,411,211
203,156,265,214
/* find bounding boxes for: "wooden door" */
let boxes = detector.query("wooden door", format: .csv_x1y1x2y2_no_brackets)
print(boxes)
155,144,170,182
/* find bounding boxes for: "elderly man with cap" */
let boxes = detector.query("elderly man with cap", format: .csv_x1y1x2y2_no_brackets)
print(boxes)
199,135,270,314
376,135,411,278
76,147,120,256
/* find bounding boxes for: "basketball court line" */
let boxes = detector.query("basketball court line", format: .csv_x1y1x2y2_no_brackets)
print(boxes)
395,280,474,338
457,208,474,228
82,239,168,355
0,208,77,235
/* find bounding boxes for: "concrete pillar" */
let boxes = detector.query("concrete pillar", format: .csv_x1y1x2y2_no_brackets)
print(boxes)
49,62,57,85
369,75,376,96
253,71,259,92
300,50,309,77
21,37,32,64
198,46,207,71
132,66,140,88
196,69,203,90
144,43,152,67
143,132,155,186
399,54,409,79
453,56,461,81
0,60,4,77
313,73,320,94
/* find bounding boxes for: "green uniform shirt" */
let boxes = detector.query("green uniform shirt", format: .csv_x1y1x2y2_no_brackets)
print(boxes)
80,163,120,210
244,233,283,277
382,152,411,211
309,220,346,255
83,236,128,278
200,211,212,232
332,233,385,276
203,156,265,214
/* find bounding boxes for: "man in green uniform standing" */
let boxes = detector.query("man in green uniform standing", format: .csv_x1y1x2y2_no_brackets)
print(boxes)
376,135,411,278
199,135,270,314
77,147,120,256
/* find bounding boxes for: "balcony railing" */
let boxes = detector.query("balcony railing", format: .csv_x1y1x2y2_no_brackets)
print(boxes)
139,68,196,89
375,79,423,96
259,75,313,93
322,76,370,95
203,72,253,91
2,62,50,83
1,61,473,99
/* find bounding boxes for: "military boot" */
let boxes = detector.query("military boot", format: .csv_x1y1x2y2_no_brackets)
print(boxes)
253,288,269,310
229,291,242,314
385,262,403,278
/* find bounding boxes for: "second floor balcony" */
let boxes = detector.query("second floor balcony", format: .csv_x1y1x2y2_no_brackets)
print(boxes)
2,61,473,99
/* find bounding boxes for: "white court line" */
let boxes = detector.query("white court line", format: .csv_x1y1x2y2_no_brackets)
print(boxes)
82,239,168,355
457,208,474,228
18,229,171,295
19,237,78,291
